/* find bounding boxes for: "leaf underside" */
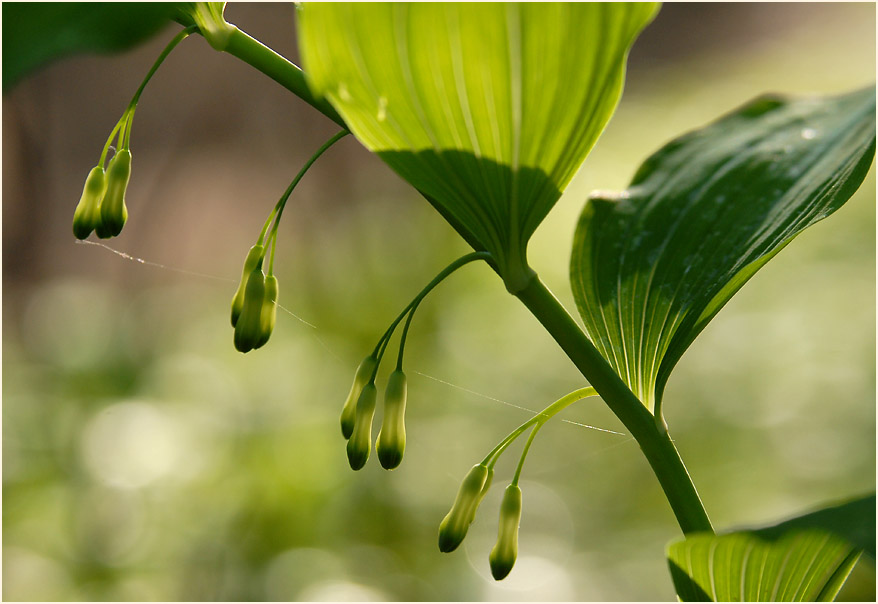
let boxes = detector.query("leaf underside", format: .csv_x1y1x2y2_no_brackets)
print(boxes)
570,87,876,411
2,3,181,92
298,3,658,279
667,493,875,602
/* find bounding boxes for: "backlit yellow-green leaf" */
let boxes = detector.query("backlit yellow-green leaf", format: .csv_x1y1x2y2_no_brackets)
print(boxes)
299,3,658,290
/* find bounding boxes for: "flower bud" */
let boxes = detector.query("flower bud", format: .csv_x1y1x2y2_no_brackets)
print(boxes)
99,150,132,237
233,266,266,353
477,465,494,507
346,382,377,470
231,245,265,327
340,355,377,439
376,369,407,470
489,484,522,580
254,274,278,349
438,463,490,553
72,166,108,239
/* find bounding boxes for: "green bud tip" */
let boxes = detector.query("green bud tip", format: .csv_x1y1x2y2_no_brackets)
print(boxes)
254,274,279,349
377,369,407,470
340,355,378,439
72,166,108,240
233,266,266,353
346,382,377,470
438,463,490,553
489,484,523,581
99,150,132,238
231,245,265,327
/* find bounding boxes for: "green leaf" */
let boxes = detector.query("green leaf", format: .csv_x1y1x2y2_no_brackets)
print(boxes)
570,88,876,412
667,493,874,601
2,3,182,92
298,3,658,289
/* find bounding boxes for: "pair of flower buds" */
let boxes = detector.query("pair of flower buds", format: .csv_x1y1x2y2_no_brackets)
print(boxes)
230,244,278,353
72,150,132,240
439,463,523,580
340,355,407,471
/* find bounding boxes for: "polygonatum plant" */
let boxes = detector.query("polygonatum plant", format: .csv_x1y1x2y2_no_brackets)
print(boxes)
6,2,874,600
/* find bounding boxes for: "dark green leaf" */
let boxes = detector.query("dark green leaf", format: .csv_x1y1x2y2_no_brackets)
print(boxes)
667,493,874,601
758,494,875,560
570,88,876,412
3,3,182,92
299,3,658,288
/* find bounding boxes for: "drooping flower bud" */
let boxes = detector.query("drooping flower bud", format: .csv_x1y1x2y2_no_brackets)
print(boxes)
254,274,278,349
231,245,265,327
438,463,490,553
376,369,407,470
72,166,108,239
233,266,266,353
489,484,522,580
340,355,377,439
346,382,377,470
99,149,132,237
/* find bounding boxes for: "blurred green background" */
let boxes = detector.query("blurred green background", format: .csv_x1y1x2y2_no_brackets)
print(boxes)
3,3,875,601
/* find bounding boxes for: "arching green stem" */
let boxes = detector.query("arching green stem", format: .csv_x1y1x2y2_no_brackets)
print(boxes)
480,387,597,469
512,423,542,486
369,251,493,371
99,118,125,167
270,130,348,231
121,25,198,150
260,129,348,273
395,304,417,371
129,25,198,111
257,207,277,246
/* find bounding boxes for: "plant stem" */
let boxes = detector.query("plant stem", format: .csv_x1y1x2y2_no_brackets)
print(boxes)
481,387,597,468
222,27,347,129
370,251,492,376
514,274,713,535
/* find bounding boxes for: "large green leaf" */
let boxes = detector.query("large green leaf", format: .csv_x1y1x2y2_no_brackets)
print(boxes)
570,88,876,412
2,3,181,92
667,493,875,601
298,3,658,289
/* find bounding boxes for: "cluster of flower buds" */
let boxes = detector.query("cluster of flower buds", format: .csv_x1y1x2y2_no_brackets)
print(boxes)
341,357,408,471
433,387,597,580
226,131,348,355
72,149,132,240
437,462,524,580
337,252,492,473
230,245,278,353
72,23,200,241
